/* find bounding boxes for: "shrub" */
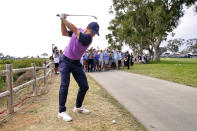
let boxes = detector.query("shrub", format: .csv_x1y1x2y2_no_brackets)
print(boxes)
0,58,46,92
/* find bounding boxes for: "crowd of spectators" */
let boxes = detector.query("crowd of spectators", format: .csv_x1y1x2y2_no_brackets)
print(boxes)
80,48,149,72
50,46,150,74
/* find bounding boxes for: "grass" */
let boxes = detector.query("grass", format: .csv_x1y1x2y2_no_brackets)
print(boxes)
0,64,4,70
0,58,46,92
123,58,197,87
0,69,48,115
0,74,146,131
0,58,46,70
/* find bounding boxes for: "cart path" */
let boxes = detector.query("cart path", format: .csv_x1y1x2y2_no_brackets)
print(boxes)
88,70,197,131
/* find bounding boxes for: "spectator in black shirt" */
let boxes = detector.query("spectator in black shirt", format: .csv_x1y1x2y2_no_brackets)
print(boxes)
126,51,130,69
130,53,134,66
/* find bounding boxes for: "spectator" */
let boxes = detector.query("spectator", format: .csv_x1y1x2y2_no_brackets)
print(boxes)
103,50,109,70
94,51,99,71
126,51,130,69
83,51,88,71
121,52,126,68
114,50,119,70
54,50,60,74
60,50,63,56
88,50,94,72
109,53,113,69
53,46,58,57
130,53,134,66
99,50,104,71
118,51,122,69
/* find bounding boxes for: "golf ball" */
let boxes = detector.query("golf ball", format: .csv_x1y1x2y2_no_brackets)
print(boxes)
112,120,116,124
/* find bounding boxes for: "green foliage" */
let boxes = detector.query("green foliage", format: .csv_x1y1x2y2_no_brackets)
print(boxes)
107,0,197,61
159,47,167,55
0,58,45,92
167,39,184,53
0,76,6,92
186,39,197,54
12,58,44,69
0,59,14,64
0,64,5,70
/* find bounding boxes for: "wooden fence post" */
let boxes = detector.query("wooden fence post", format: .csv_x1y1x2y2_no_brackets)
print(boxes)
6,64,14,114
32,63,37,96
44,64,47,88
50,63,53,79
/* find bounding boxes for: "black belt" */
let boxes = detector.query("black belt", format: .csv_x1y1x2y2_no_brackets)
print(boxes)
62,55,80,64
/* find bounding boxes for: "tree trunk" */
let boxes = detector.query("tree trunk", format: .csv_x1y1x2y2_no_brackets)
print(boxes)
153,45,160,61
153,36,162,61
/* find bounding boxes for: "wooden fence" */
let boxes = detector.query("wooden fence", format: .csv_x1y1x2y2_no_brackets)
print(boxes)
0,62,54,114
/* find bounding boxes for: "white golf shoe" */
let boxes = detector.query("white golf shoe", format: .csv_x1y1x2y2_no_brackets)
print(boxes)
73,107,91,114
57,112,72,122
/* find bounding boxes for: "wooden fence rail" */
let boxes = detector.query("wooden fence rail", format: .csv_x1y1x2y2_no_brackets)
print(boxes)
0,62,54,114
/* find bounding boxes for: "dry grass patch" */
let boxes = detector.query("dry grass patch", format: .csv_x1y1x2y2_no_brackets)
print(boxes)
0,74,146,131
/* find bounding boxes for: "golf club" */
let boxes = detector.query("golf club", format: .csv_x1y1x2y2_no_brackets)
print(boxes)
56,14,97,20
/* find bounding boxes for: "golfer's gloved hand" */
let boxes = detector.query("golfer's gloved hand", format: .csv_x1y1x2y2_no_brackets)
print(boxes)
60,13,67,19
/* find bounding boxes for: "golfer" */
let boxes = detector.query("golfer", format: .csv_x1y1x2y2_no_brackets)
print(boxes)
57,14,99,122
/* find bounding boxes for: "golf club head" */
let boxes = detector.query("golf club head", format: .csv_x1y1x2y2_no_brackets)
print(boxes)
92,16,97,20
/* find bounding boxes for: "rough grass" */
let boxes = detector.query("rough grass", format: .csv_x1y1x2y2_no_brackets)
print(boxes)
0,69,48,116
123,58,197,87
0,58,46,92
0,74,146,131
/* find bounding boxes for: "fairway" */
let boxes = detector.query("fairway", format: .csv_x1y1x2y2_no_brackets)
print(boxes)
161,58,197,63
124,58,197,87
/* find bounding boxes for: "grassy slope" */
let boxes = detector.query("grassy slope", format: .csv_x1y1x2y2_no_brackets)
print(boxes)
124,58,197,87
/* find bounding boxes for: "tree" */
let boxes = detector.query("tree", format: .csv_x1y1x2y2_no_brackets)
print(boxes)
41,53,48,58
5,55,11,59
191,44,197,54
23,56,29,59
159,47,167,56
0,53,4,59
107,0,152,55
186,39,197,54
167,39,184,54
106,33,123,50
108,0,197,61
180,48,190,55
146,0,197,61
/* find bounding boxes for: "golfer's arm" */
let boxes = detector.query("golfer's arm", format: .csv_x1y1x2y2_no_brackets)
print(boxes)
61,21,69,36
61,19,80,38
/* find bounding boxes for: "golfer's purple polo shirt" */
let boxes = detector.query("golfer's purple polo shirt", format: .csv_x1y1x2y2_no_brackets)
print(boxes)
64,28,92,60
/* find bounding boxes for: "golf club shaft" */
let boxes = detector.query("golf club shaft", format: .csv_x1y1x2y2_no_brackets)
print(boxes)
56,14,97,19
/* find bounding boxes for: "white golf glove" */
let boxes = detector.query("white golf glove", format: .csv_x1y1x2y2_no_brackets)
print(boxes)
60,13,65,18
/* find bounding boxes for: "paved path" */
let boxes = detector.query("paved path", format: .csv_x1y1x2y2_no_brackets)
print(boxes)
88,70,197,131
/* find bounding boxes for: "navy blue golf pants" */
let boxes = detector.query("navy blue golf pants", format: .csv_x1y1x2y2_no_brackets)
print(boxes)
59,57,89,113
